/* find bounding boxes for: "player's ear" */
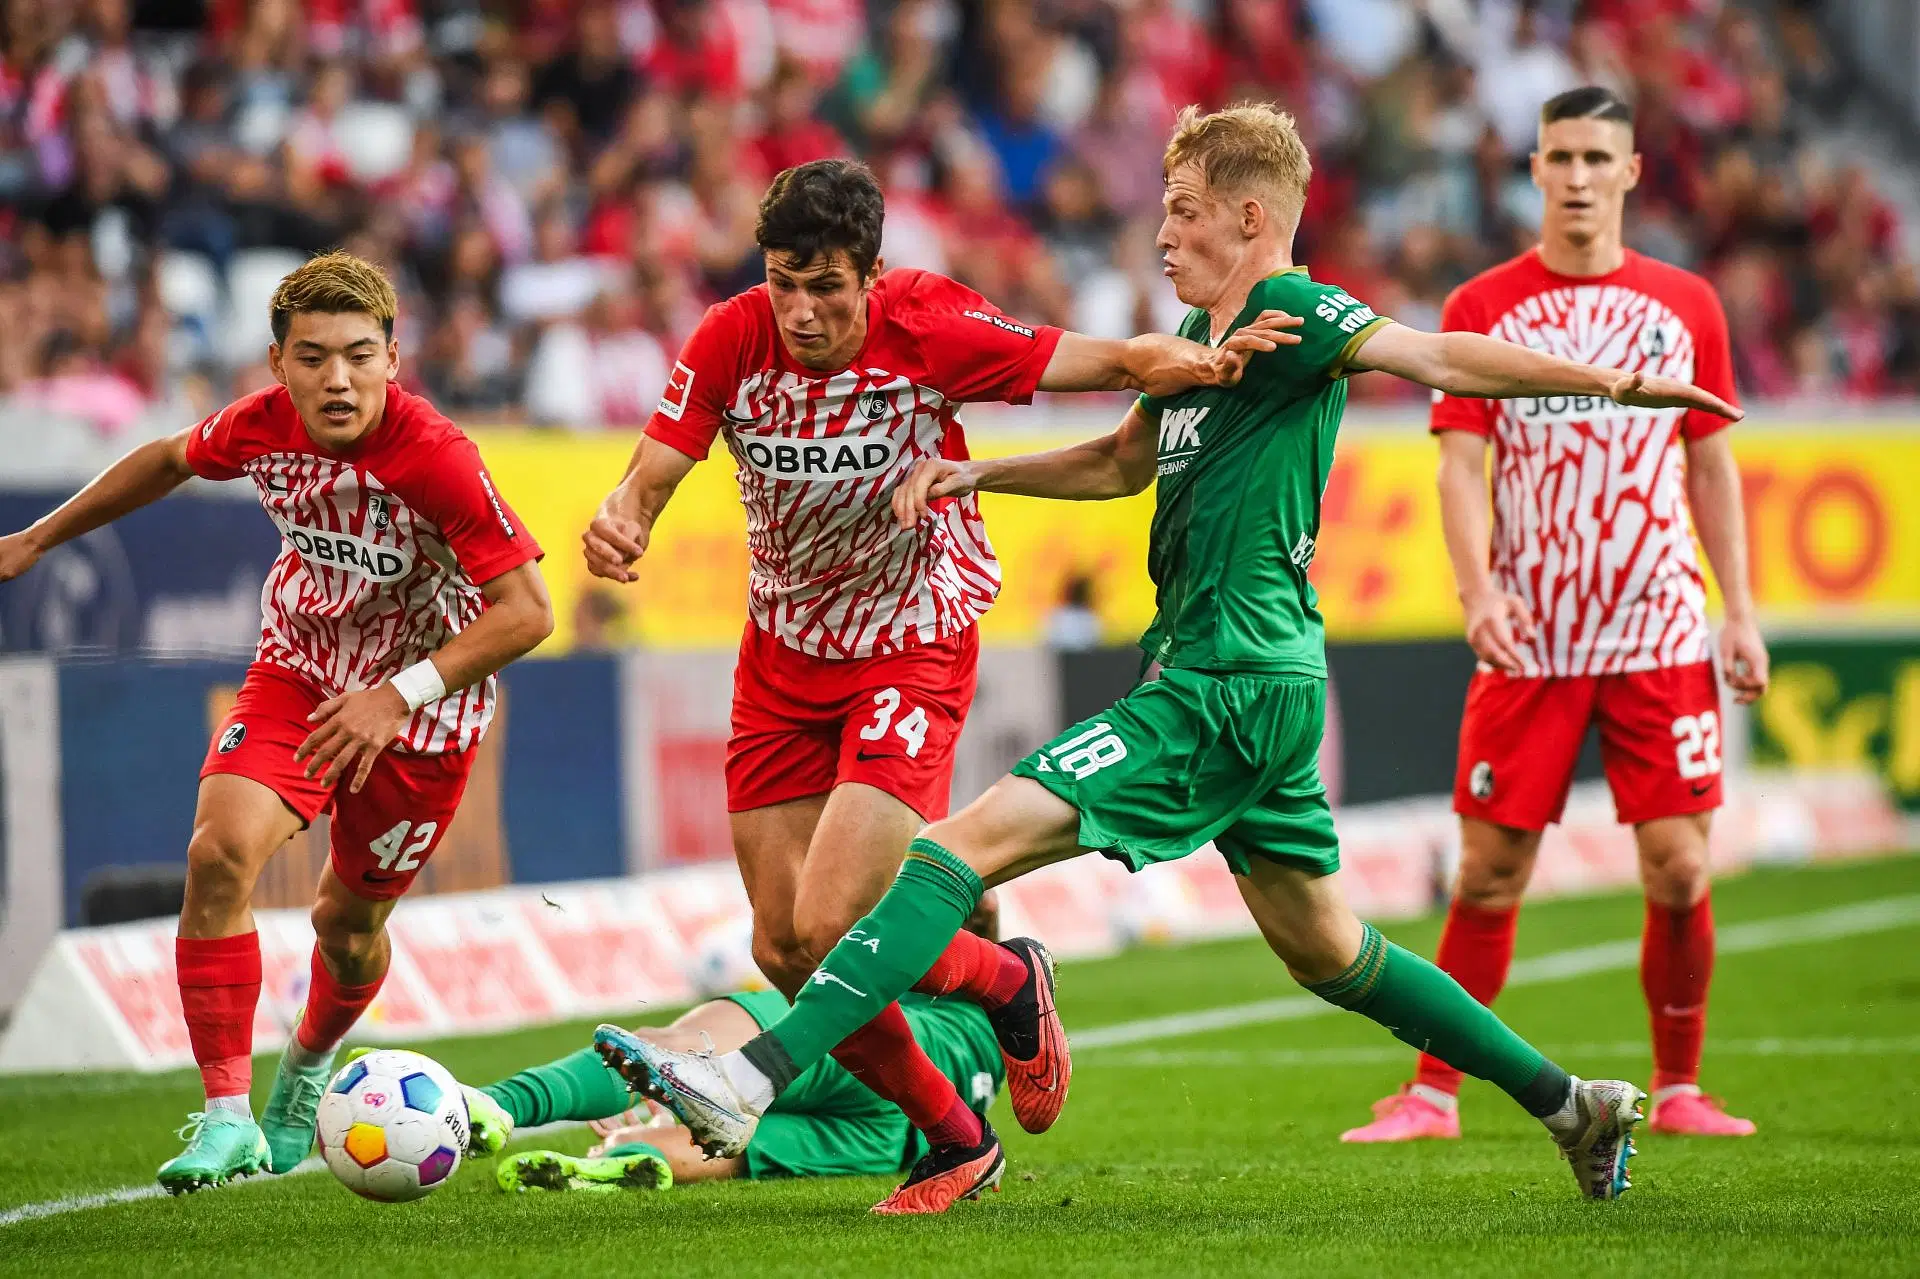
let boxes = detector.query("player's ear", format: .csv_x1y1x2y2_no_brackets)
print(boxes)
268,343,288,388
1529,149,1544,191
864,256,884,289
1241,197,1265,239
1625,151,1643,192
386,338,400,382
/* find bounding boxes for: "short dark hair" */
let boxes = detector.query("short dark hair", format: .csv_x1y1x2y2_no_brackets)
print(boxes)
755,159,885,279
1541,86,1634,128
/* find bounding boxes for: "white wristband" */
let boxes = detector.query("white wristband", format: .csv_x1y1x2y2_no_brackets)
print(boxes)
390,660,446,711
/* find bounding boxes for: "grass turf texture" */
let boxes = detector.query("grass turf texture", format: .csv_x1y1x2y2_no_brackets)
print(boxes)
2,856,1917,1278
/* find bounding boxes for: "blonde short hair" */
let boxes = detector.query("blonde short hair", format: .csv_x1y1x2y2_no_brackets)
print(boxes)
270,250,399,345
1162,103,1313,222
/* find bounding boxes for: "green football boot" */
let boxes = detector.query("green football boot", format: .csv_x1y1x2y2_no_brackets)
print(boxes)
156,1110,271,1194
463,1085,515,1156
495,1145,673,1195
259,1047,335,1173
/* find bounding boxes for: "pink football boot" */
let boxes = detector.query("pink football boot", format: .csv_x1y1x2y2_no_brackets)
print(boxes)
1647,1087,1757,1136
1340,1085,1462,1142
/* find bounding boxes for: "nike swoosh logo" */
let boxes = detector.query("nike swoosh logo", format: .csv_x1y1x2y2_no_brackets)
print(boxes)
1690,783,1714,797
362,871,403,885
854,750,902,763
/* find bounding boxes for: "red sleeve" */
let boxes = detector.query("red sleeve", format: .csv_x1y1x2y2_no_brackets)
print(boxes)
1428,285,1496,437
1682,278,1739,440
642,300,746,461
183,394,263,480
414,436,545,586
905,276,1065,404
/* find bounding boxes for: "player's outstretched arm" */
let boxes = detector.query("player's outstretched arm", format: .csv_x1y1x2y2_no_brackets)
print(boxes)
296,561,555,790
1349,324,1745,421
1685,430,1768,704
1037,312,1304,397
892,403,1160,527
0,429,196,582
583,436,698,584
1435,430,1534,675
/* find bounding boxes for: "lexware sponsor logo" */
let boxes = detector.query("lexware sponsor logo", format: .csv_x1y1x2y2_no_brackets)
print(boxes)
477,470,516,539
734,434,899,481
283,525,413,581
964,309,1035,339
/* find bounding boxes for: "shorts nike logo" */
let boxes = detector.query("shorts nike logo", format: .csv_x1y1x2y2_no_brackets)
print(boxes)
1690,783,1714,797
854,749,902,763
362,871,404,885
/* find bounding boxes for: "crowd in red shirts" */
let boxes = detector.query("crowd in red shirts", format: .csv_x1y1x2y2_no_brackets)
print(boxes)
2,0,1913,432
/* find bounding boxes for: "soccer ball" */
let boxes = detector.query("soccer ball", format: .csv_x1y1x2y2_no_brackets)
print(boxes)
316,1049,470,1202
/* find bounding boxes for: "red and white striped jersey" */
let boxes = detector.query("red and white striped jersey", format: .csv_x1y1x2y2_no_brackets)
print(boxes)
185,383,542,754
1431,248,1738,678
646,269,1063,660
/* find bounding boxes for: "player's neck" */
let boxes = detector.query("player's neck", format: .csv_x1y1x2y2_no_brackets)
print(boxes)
1205,250,1293,343
1536,230,1626,279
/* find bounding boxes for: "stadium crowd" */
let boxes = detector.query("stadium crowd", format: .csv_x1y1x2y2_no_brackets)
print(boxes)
1,0,1914,433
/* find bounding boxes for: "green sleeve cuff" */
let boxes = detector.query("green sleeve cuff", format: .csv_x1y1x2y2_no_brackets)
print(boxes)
1329,316,1393,380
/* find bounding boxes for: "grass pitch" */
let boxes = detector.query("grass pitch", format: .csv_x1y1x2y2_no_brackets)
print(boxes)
3,855,1917,1278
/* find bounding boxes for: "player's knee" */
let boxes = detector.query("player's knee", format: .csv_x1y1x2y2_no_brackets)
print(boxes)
1638,839,1710,907
1455,832,1537,910
184,825,258,903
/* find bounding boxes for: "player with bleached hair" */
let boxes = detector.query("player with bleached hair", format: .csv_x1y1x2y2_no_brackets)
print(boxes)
595,102,1741,1211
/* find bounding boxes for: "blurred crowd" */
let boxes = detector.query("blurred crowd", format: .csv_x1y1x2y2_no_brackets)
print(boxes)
3,0,1917,434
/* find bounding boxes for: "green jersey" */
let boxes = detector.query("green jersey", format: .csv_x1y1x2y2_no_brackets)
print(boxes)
1137,268,1390,676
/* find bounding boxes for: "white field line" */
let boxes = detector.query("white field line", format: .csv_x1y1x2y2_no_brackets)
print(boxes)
0,1120,580,1228
5,892,1918,1229
1068,893,1920,1050
1082,1035,1920,1071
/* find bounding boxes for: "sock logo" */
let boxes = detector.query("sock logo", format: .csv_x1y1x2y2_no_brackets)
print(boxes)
848,928,880,954
808,969,868,998
218,723,247,754
1469,760,1495,801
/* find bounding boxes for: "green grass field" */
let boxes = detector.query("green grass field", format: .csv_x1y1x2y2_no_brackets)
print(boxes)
3,855,1918,1278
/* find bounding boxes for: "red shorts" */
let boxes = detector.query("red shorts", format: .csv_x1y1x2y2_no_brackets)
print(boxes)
201,662,477,901
726,623,979,819
1453,661,1724,830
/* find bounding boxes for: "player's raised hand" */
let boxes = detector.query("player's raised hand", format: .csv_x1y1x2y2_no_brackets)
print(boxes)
0,531,44,583
1195,309,1306,388
583,504,650,584
296,683,412,792
1462,585,1536,676
892,458,976,529
1608,371,1744,421
1718,617,1770,705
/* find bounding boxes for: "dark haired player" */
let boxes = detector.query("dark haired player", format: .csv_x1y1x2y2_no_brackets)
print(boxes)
1343,87,1766,1143
581,159,1296,1213
0,252,554,1192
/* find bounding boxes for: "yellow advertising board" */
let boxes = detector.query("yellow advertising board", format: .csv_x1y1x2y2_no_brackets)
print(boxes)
471,424,1920,654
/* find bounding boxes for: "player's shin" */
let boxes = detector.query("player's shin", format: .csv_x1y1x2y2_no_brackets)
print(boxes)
737,838,985,1096
1307,923,1572,1121
291,944,386,1065
1643,893,1714,1094
1413,899,1521,1097
176,933,264,1113
482,1048,635,1128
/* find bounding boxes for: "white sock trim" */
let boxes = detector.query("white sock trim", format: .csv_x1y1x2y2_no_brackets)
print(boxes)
1540,1074,1582,1140
1651,1082,1702,1106
206,1093,253,1119
720,1050,774,1117
1408,1083,1459,1113
282,1038,337,1072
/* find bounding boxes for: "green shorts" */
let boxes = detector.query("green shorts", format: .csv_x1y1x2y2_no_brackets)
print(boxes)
724,990,910,1181
1012,668,1340,878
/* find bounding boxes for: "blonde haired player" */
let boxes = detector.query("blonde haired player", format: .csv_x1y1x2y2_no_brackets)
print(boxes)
1343,86,1766,1145
592,103,1742,1211
0,252,554,1192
